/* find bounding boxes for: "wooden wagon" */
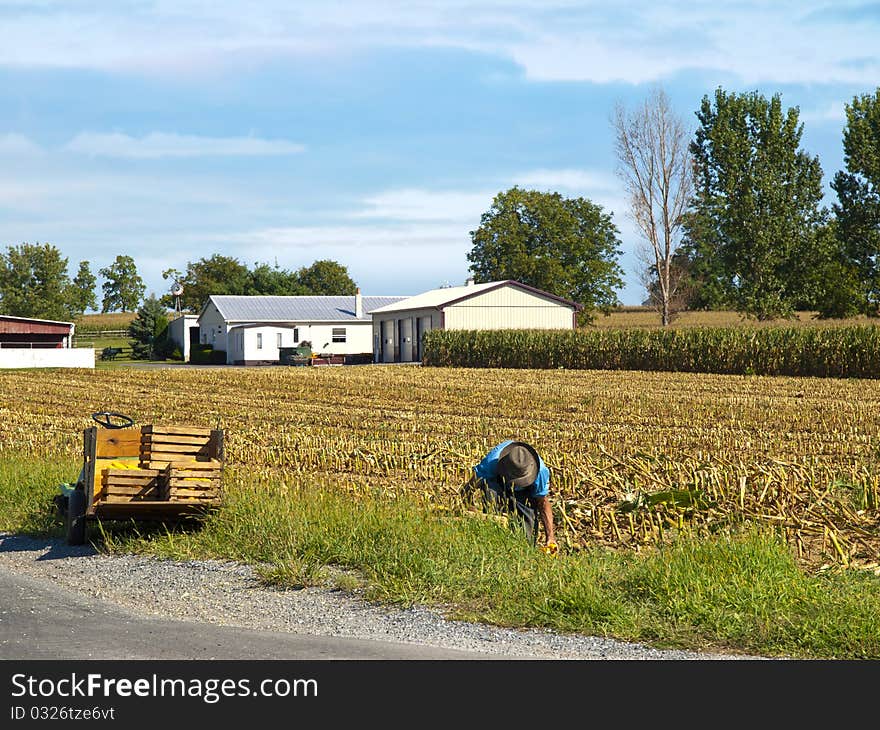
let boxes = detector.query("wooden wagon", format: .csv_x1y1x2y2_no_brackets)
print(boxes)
59,412,225,545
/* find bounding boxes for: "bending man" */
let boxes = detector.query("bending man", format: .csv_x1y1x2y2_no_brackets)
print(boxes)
467,440,557,553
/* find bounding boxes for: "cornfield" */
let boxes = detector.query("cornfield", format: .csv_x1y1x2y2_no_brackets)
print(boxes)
423,326,880,378
1,365,878,571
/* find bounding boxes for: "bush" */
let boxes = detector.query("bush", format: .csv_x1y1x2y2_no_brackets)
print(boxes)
128,295,172,360
190,345,226,365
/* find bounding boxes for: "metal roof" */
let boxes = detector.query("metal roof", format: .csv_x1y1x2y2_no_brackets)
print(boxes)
369,280,581,314
0,314,74,327
206,295,407,323
369,282,501,313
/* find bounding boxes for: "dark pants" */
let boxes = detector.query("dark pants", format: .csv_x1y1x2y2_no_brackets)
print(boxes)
481,482,538,546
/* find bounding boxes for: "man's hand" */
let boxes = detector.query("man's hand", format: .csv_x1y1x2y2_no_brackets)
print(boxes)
540,542,558,557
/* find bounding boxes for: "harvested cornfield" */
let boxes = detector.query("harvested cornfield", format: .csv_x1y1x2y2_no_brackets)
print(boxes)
1,365,878,571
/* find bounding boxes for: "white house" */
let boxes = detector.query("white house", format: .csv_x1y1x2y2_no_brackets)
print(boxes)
369,279,581,363
0,315,94,369
197,292,406,365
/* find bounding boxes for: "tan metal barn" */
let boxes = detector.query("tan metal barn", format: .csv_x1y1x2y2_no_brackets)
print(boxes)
369,279,581,363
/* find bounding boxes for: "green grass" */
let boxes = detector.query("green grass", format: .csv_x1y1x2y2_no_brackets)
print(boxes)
3,456,879,659
0,456,80,536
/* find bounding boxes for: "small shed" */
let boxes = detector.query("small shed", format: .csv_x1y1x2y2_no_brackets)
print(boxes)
369,279,581,363
0,315,94,368
167,314,200,362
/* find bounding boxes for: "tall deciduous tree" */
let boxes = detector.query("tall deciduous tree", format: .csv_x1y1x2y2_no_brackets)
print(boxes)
686,88,826,320
0,242,77,321
832,87,880,315
249,261,307,296
99,255,146,313
70,260,98,315
295,259,357,295
173,254,252,312
613,87,694,326
467,187,624,322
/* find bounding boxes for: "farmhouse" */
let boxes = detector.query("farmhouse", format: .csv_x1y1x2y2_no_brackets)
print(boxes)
369,279,582,363
0,314,94,369
197,292,406,365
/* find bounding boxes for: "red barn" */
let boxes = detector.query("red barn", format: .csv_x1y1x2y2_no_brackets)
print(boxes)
0,315,74,348
0,315,93,368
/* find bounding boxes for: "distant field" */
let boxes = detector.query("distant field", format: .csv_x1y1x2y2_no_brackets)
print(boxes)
74,312,136,332
592,308,877,329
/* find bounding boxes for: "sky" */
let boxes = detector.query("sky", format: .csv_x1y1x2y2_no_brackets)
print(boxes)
1,1,878,308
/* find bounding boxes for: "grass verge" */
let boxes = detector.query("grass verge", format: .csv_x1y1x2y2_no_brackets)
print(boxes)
2,456,879,659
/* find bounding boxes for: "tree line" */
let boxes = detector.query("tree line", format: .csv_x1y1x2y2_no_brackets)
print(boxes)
0,246,358,322
467,85,880,324
2,85,878,327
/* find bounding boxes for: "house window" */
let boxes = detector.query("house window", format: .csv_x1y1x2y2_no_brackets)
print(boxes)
332,327,346,343
293,327,299,343
257,333,263,349
277,332,282,348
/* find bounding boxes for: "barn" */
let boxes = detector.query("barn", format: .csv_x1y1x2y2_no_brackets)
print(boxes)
197,291,406,365
369,279,582,363
0,315,94,369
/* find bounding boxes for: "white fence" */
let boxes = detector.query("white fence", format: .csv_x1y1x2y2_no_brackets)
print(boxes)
0,347,95,369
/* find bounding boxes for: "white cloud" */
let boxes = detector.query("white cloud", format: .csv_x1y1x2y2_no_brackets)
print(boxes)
65,132,305,159
351,189,494,222
236,221,470,251
351,171,623,225
0,2,877,85
211,222,477,295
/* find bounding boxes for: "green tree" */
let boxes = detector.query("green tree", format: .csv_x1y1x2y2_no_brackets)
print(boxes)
467,187,624,322
249,261,307,296
686,88,826,320
0,242,77,320
128,294,170,360
99,255,146,313
175,254,252,312
676,214,732,310
295,259,357,295
800,222,862,319
70,260,98,315
831,88,880,315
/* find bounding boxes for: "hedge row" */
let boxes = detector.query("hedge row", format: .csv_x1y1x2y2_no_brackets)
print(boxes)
422,325,880,378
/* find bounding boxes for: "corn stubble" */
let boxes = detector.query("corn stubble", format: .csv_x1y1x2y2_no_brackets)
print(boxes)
1,365,878,571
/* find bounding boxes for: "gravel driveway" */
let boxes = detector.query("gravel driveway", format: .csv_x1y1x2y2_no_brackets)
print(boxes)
0,532,767,660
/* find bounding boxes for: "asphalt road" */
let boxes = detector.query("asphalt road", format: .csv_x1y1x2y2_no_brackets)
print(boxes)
0,568,503,660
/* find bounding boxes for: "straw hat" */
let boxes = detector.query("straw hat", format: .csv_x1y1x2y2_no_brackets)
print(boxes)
497,442,541,488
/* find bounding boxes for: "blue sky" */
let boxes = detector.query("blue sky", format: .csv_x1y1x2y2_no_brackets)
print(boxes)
1,1,878,307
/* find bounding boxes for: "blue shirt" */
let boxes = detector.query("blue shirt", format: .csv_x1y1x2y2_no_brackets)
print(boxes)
473,440,550,498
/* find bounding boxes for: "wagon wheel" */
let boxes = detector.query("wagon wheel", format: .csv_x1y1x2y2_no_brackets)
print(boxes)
91,411,135,430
